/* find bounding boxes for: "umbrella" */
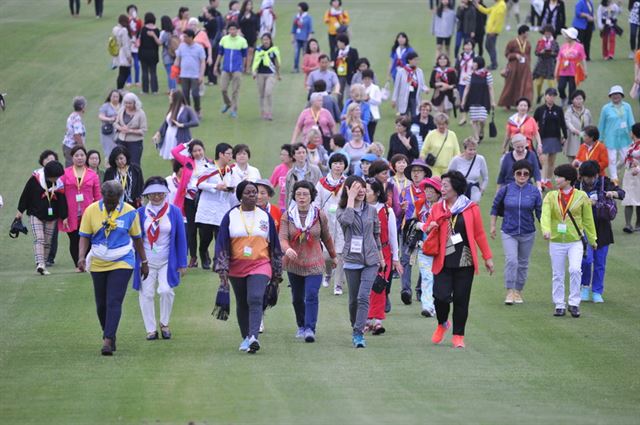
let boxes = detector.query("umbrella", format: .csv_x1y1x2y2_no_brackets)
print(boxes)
211,284,230,321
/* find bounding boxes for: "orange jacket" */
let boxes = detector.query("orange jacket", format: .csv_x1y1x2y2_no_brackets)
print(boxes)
575,141,608,176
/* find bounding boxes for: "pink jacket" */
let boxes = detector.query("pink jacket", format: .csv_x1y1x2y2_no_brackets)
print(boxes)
58,167,102,232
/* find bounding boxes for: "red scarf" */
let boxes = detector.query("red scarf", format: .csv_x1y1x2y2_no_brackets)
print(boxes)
318,176,345,196
626,140,640,167
196,163,235,186
404,65,418,88
435,67,453,84
146,202,169,249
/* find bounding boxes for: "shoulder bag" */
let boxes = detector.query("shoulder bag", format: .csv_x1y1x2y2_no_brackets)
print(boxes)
566,208,589,257
425,131,448,166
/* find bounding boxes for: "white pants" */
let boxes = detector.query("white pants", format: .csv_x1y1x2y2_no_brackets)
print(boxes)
549,241,583,309
607,148,626,180
139,262,175,333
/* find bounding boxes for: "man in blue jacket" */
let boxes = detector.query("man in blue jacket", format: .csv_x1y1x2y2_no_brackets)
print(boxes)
214,21,248,118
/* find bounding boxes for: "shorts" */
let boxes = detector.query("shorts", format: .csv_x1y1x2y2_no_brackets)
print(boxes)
541,137,563,154
436,37,452,46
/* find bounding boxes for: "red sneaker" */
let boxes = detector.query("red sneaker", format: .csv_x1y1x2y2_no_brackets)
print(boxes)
452,334,465,348
431,321,450,344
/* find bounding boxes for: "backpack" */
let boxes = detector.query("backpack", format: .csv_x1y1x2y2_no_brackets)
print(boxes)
107,35,119,57
167,34,181,59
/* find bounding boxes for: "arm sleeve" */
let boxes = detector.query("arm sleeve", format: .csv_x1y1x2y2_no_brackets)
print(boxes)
582,198,597,246
337,207,355,226
409,135,420,159
479,156,489,191
472,207,492,261
17,179,33,213
490,185,507,216
278,215,292,252
540,191,552,234
388,210,400,262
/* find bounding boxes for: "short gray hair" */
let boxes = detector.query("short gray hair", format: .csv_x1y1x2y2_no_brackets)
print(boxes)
122,92,142,110
309,92,324,103
73,96,87,112
434,112,449,125
102,180,124,199
510,134,527,147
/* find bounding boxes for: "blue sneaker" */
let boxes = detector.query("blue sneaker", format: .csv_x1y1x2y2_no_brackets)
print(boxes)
592,293,604,303
352,334,366,348
247,335,260,354
304,328,316,343
221,104,230,114
580,286,591,302
230,110,237,119
238,337,250,352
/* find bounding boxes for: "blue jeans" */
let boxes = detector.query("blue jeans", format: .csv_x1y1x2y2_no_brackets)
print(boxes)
288,273,323,331
164,63,176,91
454,31,472,57
581,244,609,295
127,52,140,84
293,39,306,71
91,268,133,339
230,274,269,339
417,252,435,313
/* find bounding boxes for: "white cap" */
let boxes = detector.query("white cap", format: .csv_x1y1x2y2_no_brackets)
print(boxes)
188,17,200,27
608,85,624,97
560,27,579,40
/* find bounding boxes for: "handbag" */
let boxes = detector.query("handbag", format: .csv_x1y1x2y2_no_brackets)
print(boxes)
463,154,478,198
372,270,388,294
101,122,114,135
594,177,617,221
489,109,497,138
566,209,589,258
425,131,448,166
422,224,440,256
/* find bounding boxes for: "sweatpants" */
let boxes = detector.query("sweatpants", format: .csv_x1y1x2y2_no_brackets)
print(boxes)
230,274,269,339
139,261,175,333
184,198,198,258
29,216,57,266
581,244,609,295
91,268,133,340
344,265,378,336
501,232,536,291
433,266,474,336
288,273,323,331
181,78,201,112
417,252,435,314
198,223,218,266
549,241,584,309
220,71,242,112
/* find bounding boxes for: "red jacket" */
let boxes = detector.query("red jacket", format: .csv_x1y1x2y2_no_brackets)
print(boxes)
425,200,492,275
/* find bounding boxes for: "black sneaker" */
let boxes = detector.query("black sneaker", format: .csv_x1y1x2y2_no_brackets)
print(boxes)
554,308,566,317
401,290,412,305
568,305,581,318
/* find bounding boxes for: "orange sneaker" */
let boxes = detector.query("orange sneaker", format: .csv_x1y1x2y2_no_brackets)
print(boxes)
452,335,465,348
431,321,450,344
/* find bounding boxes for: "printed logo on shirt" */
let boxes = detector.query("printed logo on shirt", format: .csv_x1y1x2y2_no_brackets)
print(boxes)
259,220,269,233
116,220,125,228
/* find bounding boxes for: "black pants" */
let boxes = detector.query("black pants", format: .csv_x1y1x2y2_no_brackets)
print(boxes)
475,32,485,57
181,78,201,112
47,227,59,264
578,26,594,60
434,266,474,336
117,66,131,90
184,198,198,258
116,140,143,166
367,120,378,142
69,0,80,14
67,229,80,267
557,76,576,102
631,24,640,52
140,60,159,94
328,34,338,59
94,0,104,17
198,224,219,266
91,269,133,340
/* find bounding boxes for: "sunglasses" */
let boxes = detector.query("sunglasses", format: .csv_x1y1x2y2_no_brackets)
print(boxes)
515,171,530,177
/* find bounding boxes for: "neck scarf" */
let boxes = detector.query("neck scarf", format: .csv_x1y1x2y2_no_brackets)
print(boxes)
626,140,640,167
101,200,124,237
146,202,169,249
288,205,319,243
319,175,346,195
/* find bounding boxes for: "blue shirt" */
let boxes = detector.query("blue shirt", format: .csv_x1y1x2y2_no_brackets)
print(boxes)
491,182,542,235
497,150,541,185
389,46,416,80
217,34,248,73
291,13,314,41
176,42,206,79
572,0,595,30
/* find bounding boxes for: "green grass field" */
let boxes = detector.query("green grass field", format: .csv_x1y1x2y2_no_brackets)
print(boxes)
1,1,639,424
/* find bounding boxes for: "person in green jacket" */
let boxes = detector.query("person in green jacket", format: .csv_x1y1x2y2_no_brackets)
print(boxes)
541,164,596,318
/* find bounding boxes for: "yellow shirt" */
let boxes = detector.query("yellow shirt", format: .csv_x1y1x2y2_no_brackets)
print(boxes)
420,129,461,177
476,0,507,34
323,10,350,35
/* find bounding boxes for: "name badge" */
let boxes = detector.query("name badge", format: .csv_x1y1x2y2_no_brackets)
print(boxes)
350,236,363,254
519,56,526,64
296,27,301,34
563,60,570,67
557,223,567,234
243,246,253,257
47,207,53,216
334,22,340,28
75,193,84,203
620,122,627,129
409,85,415,92
329,204,338,214
450,233,463,245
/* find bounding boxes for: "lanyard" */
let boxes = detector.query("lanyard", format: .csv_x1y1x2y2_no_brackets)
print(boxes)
515,38,527,54
394,175,409,191
558,189,575,220
311,108,321,124
74,166,86,192
449,214,459,233
239,208,255,236
585,141,599,160
43,185,53,208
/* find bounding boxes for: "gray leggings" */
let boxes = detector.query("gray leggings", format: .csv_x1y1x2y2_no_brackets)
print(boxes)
230,274,268,339
501,232,536,291
344,265,378,336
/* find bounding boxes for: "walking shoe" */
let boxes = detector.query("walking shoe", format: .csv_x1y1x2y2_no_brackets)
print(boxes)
238,337,250,352
221,104,230,114
421,309,432,317
372,321,386,335
322,276,330,287
36,263,44,275
623,226,633,234
230,111,237,119
45,259,55,267
385,295,391,313
188,257,198,268
513,290,523,304
568,305,581,318
146,331,159,340
247,336,260,354
304,329,316,343
401,290,412,305
160,325,172,340
101,339,114,356
431,321,450,344
333,286,343,295
553,308,566,317
295,327,305,339
504,289,515,305
352,334,366,348
363,320,372,333
259,319,265,333
452,334,465,348
581,286,591,302
592,293,604,303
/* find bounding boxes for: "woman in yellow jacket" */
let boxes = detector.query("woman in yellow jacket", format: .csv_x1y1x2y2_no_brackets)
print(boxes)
419,112,461,177
324,0,350,58
541,164,596,318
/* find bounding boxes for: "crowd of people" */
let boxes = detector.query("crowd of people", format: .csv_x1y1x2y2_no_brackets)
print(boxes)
11,0,640,356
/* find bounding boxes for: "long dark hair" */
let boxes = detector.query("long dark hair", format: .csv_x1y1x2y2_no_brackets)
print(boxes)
391,32,411,53
239,0,253,16
104,89,122,104
338,175,366,209
168,90,187,122
305,38,320,54
161,15,174,33
367,178,387,204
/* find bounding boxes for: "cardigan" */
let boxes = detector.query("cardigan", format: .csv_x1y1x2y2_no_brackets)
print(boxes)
133,204,188,289
392,66,429,117
425,200,492,275
575,141,608,176
18,174,68,221
114,108,148,142
104,165,144,208
157,106,199,148
337,203,382,267
541,188,597,244
58,167,102,232
387,133,420,163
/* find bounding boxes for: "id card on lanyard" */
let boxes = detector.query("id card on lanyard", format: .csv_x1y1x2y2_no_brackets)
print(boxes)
557,190,575,233
74,167,86,203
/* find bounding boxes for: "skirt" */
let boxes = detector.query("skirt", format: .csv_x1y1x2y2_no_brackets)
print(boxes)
468,106,488,121
621,169,640,206
541,137,562,154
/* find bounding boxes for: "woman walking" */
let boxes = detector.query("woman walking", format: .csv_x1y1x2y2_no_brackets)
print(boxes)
392,52,430,118
388,32,416,82
539,0,566,35
498,25,534,109
113,14,133,90
114,92,147,166
497,134,543,191
159,16,177,92
503,97,542,153
461,56,496,142
564,89,592,162
622,123,640,233
532,26,559,104
337,176,383,348
324,0,350,58
430,54,459,116
104,146,144,208
16,160,67,276
387,116,420,163
139,12,161,94
252,33,281,120
291,2,314,73
419,113,461,177
555,27,587,106
598,85,635,183
214,181,283,354
490,160,542,304
240,0,260,73
448,138,489,203
62,96,87,166
534,87,567,189
87,150,105,183
152,90,199,160
59,146,102,269
134,177,187,340
98,90,122,161
425,171,494,348
280,181,337,342
432,0,457,58
597,0,621,60
77,180,148,356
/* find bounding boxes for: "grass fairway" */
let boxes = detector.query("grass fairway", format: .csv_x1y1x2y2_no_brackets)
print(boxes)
1,0,640,424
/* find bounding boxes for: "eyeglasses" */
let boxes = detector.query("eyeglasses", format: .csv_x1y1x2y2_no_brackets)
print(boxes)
515,171,530,177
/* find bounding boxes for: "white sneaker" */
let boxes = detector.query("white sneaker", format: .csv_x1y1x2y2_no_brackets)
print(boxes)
247,335,260,354
36,263,49,275
322,276,330,288
334,286,343,295
295,327,305,339
238,337,250,351
259,319,265,334
629,52,635,59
